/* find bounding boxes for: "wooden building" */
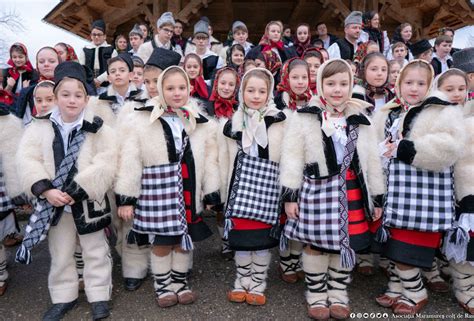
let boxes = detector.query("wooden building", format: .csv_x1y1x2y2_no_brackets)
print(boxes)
43,0,474,42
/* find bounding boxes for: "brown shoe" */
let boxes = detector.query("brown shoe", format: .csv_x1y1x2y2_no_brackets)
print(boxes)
375,294,400,308
278,266,298,284
329,304,350,320
246,292,266,305
307,304,330,320
426,280,449,293
459,301,474,315
227,290,247,303
178,290,197,305
0,282,7,296
392,298,428,315
357,265,374,276
296,270,305,280
155,293,178,308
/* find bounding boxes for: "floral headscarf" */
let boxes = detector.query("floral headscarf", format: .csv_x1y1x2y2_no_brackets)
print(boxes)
183,53,209,100
7,43,34,81
276,57,312,110
209,67,240,118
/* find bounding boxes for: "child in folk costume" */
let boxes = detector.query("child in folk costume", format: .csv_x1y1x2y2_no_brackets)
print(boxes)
432,69,474,313
224,68,287,305
206,67,240,259
280,59,385,320
2,43,36,101
183,53,211,111
32,80,56,118
115,66,220,308
388,60,403,92
373,60,466,315
274,58,312,284
302,48,324,95
453,48,474,101
16,62,116,320
293,24,313,57
0,104,24,296
114,48,181,293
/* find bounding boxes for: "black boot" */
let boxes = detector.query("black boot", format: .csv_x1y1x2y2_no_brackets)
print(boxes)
42,300,77,321
91,301,110,320
124,277,144,291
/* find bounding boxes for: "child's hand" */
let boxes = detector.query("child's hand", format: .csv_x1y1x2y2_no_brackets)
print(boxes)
373,207,383,221
22,79,30,88
94,79,101,88
383,138,397,158
118,206,134,221
42,189,72,207
63,192,75,205
285,202,299,220
6,77,15,91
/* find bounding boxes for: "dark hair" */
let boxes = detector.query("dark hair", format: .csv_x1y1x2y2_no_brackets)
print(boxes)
107,56,131,72
321,60,351,81
230,44,245,56
303,50,323,63
439,27,455,36
437,69,468,88
143,65,161,73
358,52,388,82
315,22,326,29
312,39,324,47
435,35,453,46
392,23,412,44
362,11,378,28
288,58,309,73
10,43,27,56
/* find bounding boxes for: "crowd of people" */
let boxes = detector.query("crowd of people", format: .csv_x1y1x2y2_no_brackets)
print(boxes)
0,9,473,321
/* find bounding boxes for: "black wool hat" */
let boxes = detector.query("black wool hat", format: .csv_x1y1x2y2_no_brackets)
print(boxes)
410,39,432,57
453,47,474,74
146,48,181,70
91,19,106,33
54,61,87,90
116,53,134,72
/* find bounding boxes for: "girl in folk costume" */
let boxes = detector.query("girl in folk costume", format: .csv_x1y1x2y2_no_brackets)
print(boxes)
280,59,385,320
16,62,116,320
32,81,56,118
183,53,211,111
352,53,394,114
293,24,313,57
388,60,403,92
303,48,324,95
14,47,60,125
373,60,466,315
358,11,390,57
275,58,313,114
225,44,246,75
206,67,240,259
433,69,474,314
224,68,287,305
0,105,24,296
115,66,220,308
2,43,36,102
54,43,79,63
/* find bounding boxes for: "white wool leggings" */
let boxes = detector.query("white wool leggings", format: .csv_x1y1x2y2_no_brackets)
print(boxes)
48,212,112,304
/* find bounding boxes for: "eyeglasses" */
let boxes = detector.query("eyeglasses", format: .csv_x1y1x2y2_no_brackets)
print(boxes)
161,28,174,34
195,36,209,41
91,33,105,37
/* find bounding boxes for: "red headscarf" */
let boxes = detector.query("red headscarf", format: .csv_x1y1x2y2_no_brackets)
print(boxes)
293,24,312,57
302,47,324,95
184,53,209,99
259,21,284,52
56,43,79,62
7,43,34,81
209,67,240,118
276,57,312,110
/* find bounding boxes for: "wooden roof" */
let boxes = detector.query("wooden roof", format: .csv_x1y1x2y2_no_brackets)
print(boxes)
43,0,474,43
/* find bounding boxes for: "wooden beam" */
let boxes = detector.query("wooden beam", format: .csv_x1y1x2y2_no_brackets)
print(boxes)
288,0,307,23
142,4,155,24
103,0,128,9
107,6,143,30
351,0,366,11
329,0,350,17
167,0,182,14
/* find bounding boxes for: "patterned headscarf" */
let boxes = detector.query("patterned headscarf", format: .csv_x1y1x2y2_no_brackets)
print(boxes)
56,43,79,62
209,67,240,118
356,52,394,106
7,43,34,81
293,24,312,57
276,57,312,110
183,53,209,100
258,21,284,52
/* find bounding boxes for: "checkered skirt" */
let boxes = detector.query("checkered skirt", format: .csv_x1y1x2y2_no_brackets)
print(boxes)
224,150,281,236
284,174,341,250
383,159,455,232
133,162,186,236
0,160,14,213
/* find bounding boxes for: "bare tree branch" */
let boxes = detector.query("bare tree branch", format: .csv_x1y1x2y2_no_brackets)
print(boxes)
0,9,25,32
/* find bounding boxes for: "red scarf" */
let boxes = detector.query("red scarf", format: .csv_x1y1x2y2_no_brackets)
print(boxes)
293,37,312,57
259,34,284,52
310,82,317,95
209,67,240,118
7,59,33,81
190,76,208,99
276,57,312,110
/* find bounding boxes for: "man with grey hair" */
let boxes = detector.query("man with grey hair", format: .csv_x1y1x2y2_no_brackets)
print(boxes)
328,11,363,60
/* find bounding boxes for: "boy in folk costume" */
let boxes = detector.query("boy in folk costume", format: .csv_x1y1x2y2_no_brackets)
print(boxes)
79,19,118,88
453,47,474,101
280,59,385,320
115,66,220,308
224,68,286,305
0,104,24,296
373,60,466,315
16,62,117,320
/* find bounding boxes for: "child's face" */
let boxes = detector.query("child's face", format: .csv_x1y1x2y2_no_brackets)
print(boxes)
55,79,88,122
289,65,309,95
193,34,209,51
116,37,128,51
401,26,412,42
320,50,329,61
108,61,132,88
322,72,351,109
389,63,401,86
217,72,237,99
184,58,200,79
132,67,144,88
174,22,183,36
305,57,321,83
144,69,161,98
91,28,106,46
255,59,265,68
11,50,27,68
158,24,174,43
243,77,269,110
296,26,309,43
419,49,433,63
54,45,68,62
162,72,188,109
139,25,148,38
435,41,452,58
37,49,59,79
34,86,55,115
129,35,143,50
393,46,407,59
268,24,282,42
231,50,245,66
399,67,429,105
365,57,388,87
439,75,467,105
233,30,248,44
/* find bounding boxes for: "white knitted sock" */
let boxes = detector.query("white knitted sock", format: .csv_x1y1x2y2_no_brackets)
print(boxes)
396,266,428,306
327,254,352,306
302,251,329,307
150,252,173,298
233,251,252,292
451,261,474,308
248,250,271,295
